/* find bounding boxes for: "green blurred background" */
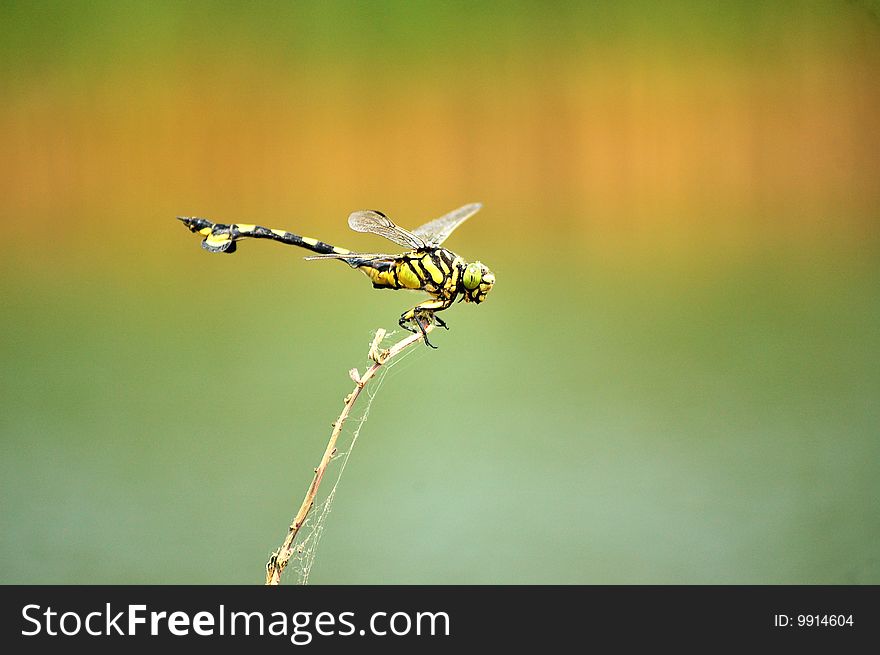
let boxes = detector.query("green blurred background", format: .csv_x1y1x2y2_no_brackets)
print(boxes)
1,1,878,584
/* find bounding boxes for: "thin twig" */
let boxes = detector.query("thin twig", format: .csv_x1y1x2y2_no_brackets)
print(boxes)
265,324,434,585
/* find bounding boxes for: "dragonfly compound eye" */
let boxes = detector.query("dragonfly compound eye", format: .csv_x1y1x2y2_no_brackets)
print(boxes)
462,262,494,303
463,263,483,290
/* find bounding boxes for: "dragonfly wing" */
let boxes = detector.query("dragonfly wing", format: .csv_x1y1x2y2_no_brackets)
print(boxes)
304,252,396,262
411,203,482,247
305,251,399,270
348,210,425,250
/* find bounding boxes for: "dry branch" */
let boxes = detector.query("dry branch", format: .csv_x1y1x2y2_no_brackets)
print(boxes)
265,324,434,585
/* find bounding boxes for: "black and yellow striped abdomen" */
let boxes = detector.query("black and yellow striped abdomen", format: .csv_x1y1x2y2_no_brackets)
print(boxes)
176,216,352,257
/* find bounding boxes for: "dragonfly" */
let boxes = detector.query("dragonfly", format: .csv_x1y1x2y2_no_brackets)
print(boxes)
177,203,495,348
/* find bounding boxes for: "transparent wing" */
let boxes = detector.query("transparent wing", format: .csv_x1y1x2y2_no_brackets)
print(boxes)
348,210,426,250
304,252,397,262
411,202,482,247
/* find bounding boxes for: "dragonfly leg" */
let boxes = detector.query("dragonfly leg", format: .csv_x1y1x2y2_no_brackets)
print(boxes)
398,308,439,348
399,298,454,347
415,314,438,349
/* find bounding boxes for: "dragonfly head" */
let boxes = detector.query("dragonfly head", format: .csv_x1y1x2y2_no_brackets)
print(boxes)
461,261,495,303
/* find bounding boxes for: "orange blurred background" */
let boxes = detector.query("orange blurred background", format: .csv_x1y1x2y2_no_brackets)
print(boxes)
2,2,878,259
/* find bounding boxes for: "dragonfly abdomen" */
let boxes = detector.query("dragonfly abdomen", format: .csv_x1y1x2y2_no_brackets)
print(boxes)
176,217,351,257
